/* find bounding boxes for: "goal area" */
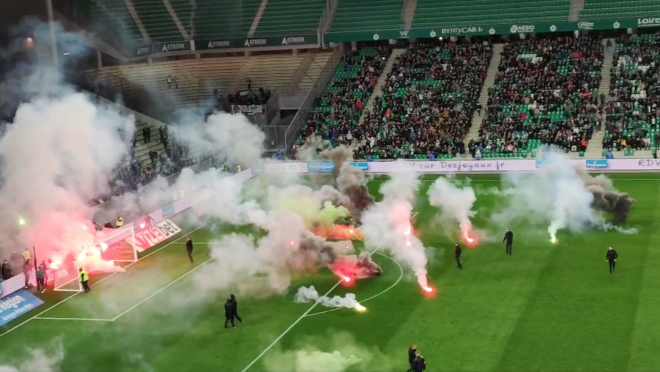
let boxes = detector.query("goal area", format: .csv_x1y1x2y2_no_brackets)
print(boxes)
52,225,137,292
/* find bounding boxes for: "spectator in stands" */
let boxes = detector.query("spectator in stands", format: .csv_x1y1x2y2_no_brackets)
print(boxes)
173,76,179,89
167,75,172,89
296,46,391,157
604,34,660,153
474,35,603,157
350,41,490,159
143,126,151,143
1,259,11,280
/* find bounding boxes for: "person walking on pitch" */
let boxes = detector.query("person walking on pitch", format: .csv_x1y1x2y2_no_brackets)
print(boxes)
79,268,90,293
185,237,193,263
503,229,514,255
229,294,243,323
407,344,417,372
455,243,463,269
413,351,426,372
606,246,618,275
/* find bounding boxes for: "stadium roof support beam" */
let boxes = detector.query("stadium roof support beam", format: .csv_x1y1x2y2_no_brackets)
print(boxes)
161,0,189,40
124,0,151,44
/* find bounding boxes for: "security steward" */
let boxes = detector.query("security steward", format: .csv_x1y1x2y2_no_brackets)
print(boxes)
79,268,90,293
455,243,463,270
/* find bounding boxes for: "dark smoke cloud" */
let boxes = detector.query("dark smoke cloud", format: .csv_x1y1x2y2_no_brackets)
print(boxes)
321,146,374,213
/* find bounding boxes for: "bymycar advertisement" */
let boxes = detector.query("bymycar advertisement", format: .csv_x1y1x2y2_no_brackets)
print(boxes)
0,290,43,326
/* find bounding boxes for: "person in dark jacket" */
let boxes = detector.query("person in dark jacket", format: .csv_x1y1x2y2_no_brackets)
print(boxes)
229,294,243,323
407,345,417,372
224,298,236,328
413,352,426,372
606,246,618,274
503,229,514,255
455,243,463,269
185,237,193,263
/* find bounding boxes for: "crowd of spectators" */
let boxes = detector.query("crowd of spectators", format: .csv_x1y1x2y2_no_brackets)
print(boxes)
471,36,604,157
293,46,391,157
603,34,660,152
355,41,491,159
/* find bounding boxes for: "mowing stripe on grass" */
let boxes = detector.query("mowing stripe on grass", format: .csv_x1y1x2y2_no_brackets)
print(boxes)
0,220,214,339
112,257,214,321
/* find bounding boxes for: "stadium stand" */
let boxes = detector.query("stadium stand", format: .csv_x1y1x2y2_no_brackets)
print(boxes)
329,0,404,33
298,52,334,93
412,0,571,28
580,0,660,20
603,35,659,154
85,0,143,43
196,57,247,102
132,0,182,41
355,42,491,160
472,36,604,159
237,55,306,92
254,0,326,37
294,47,392,156
176,0,260,40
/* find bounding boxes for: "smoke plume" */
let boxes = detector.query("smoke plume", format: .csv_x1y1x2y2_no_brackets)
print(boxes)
495,151,636,241
427,177,477,242
321,146,374,212
294,285,365,311
361,162,430,290
0,339,65,372
263,332,392,372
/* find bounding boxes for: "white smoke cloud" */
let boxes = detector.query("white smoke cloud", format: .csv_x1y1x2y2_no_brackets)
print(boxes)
294,285,365,311
427,177,477,242
361,162,430,290
493,151,600,241
0,339,65,372
263,332,393,372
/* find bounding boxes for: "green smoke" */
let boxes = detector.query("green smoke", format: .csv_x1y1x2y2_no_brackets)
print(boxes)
318,202,350,228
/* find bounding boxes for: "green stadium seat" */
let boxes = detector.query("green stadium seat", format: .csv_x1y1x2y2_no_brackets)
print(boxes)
581,0,660,20
172,0,260,40
413,0,571,28
329,0,404,33
133,0,182,41
255,0,326,37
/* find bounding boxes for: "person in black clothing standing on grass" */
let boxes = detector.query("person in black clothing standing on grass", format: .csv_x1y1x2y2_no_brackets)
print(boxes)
406,345,417,372
606,246,618,275
224,294,243,328
229,294,243,323
413,351,426,372
185,237,193,263
455,243,463,269
503,229,514,255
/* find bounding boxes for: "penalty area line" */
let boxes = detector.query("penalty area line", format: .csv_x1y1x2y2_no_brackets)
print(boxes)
34,317,113,322
0,219,214,340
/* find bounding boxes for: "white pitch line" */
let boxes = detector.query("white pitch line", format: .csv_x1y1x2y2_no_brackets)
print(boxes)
239,280,343,372
34,317,113,322
112,257,214,321
0,220,214,339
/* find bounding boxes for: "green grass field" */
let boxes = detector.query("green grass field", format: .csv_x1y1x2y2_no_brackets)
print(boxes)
1,173,659,372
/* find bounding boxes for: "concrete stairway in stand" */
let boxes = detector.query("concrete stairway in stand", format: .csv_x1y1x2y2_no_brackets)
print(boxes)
464,43,503,148
357,48,406,126
586,40,614,158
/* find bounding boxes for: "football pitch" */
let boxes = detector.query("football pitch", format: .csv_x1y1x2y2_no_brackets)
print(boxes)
1,173,660,372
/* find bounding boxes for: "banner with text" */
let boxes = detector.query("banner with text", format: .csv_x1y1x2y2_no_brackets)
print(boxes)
324,18,660,43
263,159,660,174
231,104,264,116
125,219,182,252
0,290,43,326
135,41,194,56
195,34,318,51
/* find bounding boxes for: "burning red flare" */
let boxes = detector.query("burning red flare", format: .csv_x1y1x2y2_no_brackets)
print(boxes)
424,286,433,293
139,222,146,229
343,276,351,283
289,240,295,246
